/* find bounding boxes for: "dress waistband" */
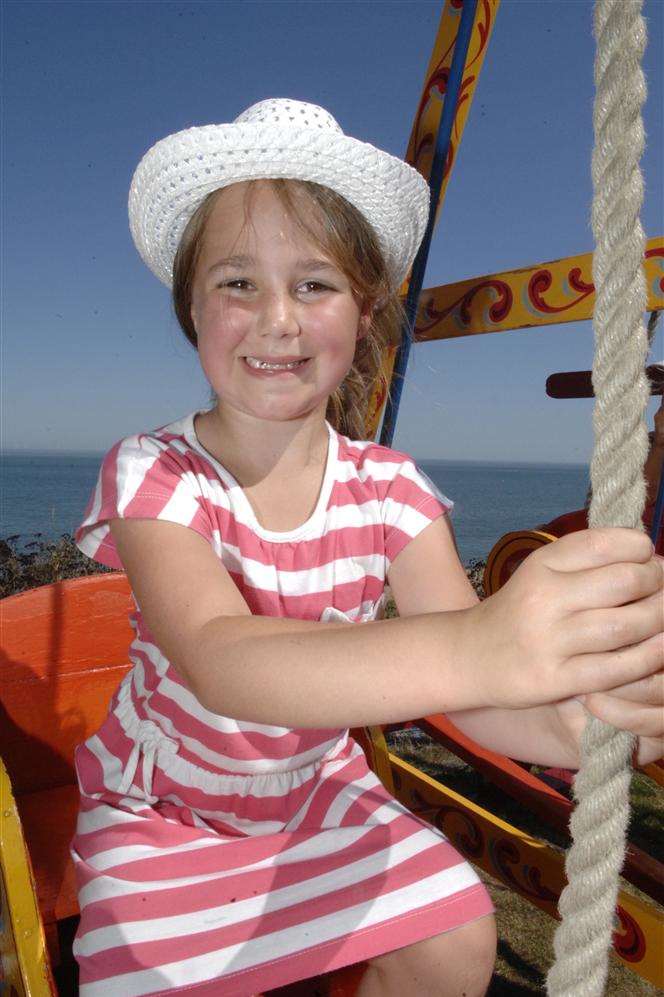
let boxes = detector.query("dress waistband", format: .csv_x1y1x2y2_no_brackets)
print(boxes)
111,675,350,800
115,715,179,800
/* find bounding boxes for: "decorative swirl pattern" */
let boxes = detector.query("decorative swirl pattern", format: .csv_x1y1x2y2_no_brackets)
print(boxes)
645,245,664,295
364,347,395,437
405,786,438,818
489,837,558,903
612,906,647,963
434,804,485,858
412,239,663,344
418,278,512,336
405,0,499,191
528,268,594,314
411,66,451,171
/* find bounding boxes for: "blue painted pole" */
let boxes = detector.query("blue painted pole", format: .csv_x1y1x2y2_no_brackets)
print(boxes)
379,0,479,448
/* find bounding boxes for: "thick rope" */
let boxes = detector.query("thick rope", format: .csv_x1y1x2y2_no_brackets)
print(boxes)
546,2,650,995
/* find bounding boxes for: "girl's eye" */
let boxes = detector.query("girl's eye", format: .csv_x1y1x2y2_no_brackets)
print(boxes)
218,279,252,290
300,281,330,294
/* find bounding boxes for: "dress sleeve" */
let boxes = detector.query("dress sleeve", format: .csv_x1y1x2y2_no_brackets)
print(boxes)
382,457,454,569
75,433,215,569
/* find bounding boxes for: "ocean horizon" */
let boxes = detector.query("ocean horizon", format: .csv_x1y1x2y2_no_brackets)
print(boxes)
2,450,589,565
3,448,587,468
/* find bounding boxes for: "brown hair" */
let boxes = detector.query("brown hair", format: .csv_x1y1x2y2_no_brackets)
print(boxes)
172,178,408,440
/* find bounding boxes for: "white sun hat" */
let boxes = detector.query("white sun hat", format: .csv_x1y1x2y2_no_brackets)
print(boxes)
128,98,431,290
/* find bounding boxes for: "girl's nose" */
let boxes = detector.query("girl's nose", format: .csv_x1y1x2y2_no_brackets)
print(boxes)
258,291,300,338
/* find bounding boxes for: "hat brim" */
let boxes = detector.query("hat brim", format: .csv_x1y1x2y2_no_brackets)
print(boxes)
128,122,430,289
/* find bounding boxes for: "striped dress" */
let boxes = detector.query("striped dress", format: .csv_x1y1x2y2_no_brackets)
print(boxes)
71,409,493,996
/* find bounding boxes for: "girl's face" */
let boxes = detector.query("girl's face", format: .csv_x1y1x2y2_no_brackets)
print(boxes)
190,181,370,425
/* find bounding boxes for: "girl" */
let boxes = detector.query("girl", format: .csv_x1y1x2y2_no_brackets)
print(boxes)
72,99,663,997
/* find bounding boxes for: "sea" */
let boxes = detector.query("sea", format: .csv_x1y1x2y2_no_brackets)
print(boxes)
1,451,588,565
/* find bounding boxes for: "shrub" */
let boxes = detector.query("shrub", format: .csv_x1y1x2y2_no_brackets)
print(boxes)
0,533,117,598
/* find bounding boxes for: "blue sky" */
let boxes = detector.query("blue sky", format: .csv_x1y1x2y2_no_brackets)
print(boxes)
3,0,662,463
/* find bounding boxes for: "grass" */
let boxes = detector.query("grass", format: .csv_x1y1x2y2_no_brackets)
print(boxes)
3,533,662,993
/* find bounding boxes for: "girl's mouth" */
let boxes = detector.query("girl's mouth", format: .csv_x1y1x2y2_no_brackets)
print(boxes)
243,357,310,375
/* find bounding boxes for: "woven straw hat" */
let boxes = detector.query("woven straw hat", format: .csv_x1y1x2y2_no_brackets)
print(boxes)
128,98,431,289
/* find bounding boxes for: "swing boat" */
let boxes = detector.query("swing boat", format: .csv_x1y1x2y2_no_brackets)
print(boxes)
2,2,663,995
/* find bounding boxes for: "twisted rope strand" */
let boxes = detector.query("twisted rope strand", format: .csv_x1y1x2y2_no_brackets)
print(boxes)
546,2,649,994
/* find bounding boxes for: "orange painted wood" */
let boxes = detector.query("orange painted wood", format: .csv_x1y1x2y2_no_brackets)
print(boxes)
642,759,664,787
1,574,133,794
539,505,663,554
1,573,134,673
16,785,80,925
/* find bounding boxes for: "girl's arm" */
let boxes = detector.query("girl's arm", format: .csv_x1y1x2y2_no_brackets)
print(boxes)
108,516,662,731
388,515,663,767
110,517,474,727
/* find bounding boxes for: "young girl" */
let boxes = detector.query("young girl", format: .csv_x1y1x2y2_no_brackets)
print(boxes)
71,99,663,997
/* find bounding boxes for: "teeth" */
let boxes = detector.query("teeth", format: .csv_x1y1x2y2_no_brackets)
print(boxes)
245,357,307,370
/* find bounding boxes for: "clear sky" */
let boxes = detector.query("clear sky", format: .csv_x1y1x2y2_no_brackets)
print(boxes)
3,0,662,463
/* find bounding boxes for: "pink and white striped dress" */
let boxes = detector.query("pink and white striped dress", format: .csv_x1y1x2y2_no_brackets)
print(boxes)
71,409,493,996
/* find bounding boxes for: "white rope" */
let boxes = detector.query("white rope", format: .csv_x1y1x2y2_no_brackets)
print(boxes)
546,2,650,994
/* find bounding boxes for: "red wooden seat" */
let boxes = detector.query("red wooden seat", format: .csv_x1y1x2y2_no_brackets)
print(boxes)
1,573,136,970
0,573,368,995
15,784,80,926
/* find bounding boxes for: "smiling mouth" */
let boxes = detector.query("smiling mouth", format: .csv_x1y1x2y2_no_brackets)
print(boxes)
243,357,310,370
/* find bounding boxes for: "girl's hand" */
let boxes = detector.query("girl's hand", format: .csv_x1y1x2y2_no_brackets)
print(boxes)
552,670,663,767
573,670,662,765
466,529,664,712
